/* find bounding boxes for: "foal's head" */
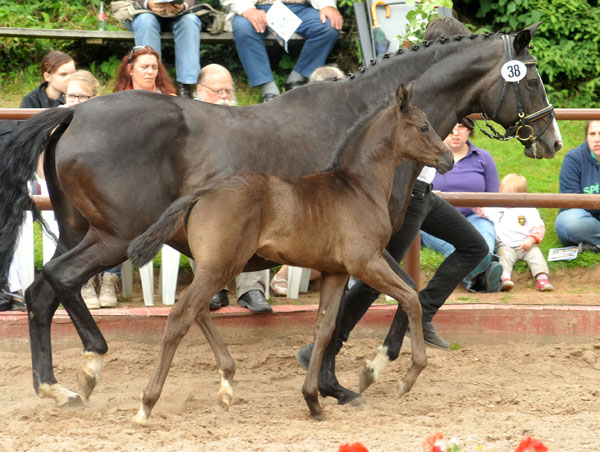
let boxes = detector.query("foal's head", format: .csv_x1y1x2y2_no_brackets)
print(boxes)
394,83,454,174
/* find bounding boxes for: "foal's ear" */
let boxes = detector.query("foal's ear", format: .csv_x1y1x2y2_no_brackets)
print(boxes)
514,22,540,54
395,82,414,112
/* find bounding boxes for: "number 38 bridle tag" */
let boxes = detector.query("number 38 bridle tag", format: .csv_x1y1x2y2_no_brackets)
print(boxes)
501,60,527,82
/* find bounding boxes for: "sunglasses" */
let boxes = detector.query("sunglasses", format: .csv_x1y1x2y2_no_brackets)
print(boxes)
128,45,153,63
199,84,233,97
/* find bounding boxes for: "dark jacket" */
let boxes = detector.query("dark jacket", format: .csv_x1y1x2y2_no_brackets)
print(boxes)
20,82,64,108
559,141,600,219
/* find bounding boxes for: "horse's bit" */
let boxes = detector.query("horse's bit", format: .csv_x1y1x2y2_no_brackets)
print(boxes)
478,34,555,143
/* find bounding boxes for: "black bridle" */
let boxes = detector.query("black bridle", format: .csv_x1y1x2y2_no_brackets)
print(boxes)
478,34,555,144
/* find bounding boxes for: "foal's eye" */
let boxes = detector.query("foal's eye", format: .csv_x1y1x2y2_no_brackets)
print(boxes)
420,125,429,132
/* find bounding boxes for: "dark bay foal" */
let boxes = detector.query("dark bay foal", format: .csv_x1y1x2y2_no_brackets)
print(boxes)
128,84,454,423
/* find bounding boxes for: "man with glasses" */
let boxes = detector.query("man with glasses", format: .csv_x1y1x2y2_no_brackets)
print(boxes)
193,64,273,313
129,0,201,98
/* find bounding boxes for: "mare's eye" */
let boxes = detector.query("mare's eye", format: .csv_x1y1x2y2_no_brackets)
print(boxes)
420,125,429,132
526,79,538,88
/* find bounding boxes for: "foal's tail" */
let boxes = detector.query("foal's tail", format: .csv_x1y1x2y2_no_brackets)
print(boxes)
128,193,200,267
0,107,74,288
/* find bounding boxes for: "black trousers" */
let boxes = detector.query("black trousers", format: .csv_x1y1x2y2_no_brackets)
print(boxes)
337,185,488,345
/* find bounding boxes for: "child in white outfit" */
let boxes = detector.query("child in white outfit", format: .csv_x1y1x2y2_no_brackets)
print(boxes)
475,173,554,292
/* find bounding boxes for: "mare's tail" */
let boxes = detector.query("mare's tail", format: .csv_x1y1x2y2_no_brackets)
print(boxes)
128,193,200,267
0,108,74,288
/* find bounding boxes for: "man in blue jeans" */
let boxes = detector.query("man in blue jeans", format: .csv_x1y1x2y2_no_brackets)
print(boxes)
221,0,343,102
129,1,202,97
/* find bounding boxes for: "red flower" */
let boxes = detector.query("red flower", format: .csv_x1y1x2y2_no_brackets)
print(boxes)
515,437,548,452
339,442,369,452
422,432,445,452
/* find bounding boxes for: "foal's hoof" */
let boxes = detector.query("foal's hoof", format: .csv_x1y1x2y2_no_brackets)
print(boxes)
77,368,98,401
398,381,410,397
133,408,150,426
310,411,326,422
57,393,84,409
359,365,376,394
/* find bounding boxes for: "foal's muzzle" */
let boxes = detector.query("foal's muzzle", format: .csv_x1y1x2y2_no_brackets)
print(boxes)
435,150,454,174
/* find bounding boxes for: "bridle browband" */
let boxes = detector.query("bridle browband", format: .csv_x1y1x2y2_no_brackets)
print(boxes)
478,34,555,144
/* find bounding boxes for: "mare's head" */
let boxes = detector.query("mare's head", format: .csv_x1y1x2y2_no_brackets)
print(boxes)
479,24,561,158
394,83,453,173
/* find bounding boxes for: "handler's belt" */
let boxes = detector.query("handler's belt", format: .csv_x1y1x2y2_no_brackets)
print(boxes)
411,180,433,199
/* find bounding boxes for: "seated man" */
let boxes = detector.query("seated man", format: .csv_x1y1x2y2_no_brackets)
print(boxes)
194,64,272,313
220,0,343,102
129,1,202,97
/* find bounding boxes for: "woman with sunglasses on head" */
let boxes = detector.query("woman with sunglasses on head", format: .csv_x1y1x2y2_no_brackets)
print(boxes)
114,46,176,95
21,50,76,108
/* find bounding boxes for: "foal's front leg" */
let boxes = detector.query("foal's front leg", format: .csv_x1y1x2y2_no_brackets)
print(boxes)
303,272,349,421
356,256,427,397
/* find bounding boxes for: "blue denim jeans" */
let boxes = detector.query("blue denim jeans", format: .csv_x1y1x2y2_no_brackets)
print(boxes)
127,12,201,84
421,213,496,284
555,208,600,247
232,4,340,87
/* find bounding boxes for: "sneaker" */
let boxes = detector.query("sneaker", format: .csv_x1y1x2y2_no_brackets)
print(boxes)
99,273,119,308
578,242,600,254
536,278,554,292
501,278,514,291
483,262,503,293
81,278,100,309
406,322,450,350
0,290,26,311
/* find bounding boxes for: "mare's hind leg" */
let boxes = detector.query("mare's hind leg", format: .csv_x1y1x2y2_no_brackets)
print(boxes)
195,305,236,409
354,255,427,397
26,274,85,407
42,233,129,403
303,272,348,421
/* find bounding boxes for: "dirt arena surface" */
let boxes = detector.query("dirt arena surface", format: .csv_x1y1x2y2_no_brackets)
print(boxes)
1,322,600,452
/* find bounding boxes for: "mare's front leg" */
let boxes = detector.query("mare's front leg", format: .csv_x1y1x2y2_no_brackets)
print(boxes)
195,300,236,409
356,255,427,397
303,272,349,421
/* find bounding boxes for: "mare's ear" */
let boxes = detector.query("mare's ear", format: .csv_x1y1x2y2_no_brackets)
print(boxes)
514,23,540,54
395,83,412,112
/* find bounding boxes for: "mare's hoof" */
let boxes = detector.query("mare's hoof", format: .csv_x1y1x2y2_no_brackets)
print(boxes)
359,365,376,393
340,394,367,408
398,381,410,397
133,408,149,426
77,367,98,400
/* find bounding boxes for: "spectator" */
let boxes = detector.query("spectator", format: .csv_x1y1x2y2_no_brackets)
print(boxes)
555,120,600,253
476,173,554,292
194,64,272,313
64,70,100,106
127,1,201,97
420,119,503,293
221,0,343,102
114,45,176,95
20,50,76,108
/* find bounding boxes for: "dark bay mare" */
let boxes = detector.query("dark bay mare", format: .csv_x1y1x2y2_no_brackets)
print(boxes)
0,23,561,410
127,84,454,423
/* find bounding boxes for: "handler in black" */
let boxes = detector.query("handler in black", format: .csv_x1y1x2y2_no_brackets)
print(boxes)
297,17,487,365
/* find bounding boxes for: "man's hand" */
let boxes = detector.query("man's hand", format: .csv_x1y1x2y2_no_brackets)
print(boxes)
242,8,268,33
320,6,343,30
165,2,185,15
148,0,167,15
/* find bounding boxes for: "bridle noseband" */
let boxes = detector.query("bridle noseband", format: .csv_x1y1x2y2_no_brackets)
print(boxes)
478,34,555,143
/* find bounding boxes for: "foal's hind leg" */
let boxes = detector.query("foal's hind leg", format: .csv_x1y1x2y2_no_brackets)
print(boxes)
134,274,228,425
354,255,427,398
303,272,349,421
195,305,236,409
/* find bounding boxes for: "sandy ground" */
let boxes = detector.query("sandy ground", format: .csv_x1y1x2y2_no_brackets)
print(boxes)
1,322,600,452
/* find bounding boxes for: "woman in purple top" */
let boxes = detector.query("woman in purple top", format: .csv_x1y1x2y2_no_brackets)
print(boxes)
421,119,503,292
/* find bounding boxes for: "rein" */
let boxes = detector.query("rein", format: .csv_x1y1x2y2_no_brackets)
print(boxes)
478,34,554,144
